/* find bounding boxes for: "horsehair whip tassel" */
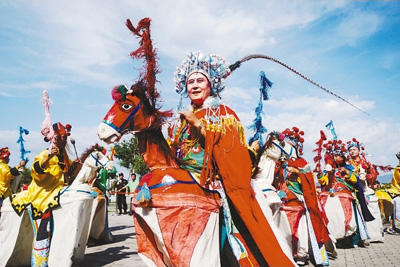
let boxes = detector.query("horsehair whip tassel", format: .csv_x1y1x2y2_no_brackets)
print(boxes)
229,54,370,116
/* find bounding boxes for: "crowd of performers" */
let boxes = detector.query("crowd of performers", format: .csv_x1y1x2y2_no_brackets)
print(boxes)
98,37,398,265
167,53,399,265
122,41,398,266
0,123,116,266
2,18,400,267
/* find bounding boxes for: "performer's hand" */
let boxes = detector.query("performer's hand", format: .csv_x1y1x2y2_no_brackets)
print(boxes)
340,167,349,176
325,164,333,172
315,165,321,173
48,146,59,157
250,140,260,152
287,166,299,174
179,110,201,128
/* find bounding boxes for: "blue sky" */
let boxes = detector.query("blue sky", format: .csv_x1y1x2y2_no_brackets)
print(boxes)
1,1,399,179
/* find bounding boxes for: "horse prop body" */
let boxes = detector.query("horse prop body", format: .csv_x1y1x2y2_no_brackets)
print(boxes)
318,172,358,242
98,17,302,267
253,133,332,265
358,168,384,242
0,147,113,267
97,80,226,266
251,133,296,259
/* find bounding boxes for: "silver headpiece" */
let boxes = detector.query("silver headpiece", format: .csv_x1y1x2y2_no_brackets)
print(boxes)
174,51,231,96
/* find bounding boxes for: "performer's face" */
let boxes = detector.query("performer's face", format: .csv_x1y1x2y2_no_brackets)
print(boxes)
54,134,67,150
187,73,211,106
334,155,345,164
348,147,360,158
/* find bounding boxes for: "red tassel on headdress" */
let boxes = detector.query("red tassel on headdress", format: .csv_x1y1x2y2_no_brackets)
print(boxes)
313,130,326,171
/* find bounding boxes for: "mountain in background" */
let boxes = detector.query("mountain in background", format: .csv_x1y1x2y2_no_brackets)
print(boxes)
377,173,394,184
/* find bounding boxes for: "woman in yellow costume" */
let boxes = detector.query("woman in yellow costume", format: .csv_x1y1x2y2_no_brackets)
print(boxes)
386,152,400,197
0,147,25,212
11,122,78,266
380,152,400,234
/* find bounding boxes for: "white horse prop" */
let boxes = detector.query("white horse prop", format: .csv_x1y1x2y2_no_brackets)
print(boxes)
359,167,384,242
250,133,295,259
0,145,113,267
252,132,332,265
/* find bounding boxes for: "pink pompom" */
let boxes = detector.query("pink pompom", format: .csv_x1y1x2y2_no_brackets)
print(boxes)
111,86,122,102
278,132,285,141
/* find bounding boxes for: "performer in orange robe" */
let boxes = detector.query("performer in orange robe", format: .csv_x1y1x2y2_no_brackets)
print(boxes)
173,52,295,266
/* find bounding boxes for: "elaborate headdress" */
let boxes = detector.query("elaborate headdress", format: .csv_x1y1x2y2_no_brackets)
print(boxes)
313,130,347,170
324,139,347,157
282,127,305,156
174,51,231,96
347,137,394,173
44,122,71,142
0,147,10,159
347,138,363,151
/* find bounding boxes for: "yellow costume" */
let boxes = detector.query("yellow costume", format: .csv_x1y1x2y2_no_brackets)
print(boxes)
11,149,69,219
0,160,20,199
386,164,400,197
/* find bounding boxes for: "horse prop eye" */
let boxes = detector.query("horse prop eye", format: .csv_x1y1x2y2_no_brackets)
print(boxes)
121,103,133,111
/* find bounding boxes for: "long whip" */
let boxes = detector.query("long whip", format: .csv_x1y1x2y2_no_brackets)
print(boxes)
229,54,370,116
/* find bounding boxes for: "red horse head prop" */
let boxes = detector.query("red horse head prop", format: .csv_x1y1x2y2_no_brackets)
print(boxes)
98,18,172,144
98,83,154,144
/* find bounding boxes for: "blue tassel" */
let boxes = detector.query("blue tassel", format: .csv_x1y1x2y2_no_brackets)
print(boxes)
136,183,151,207
248,100,267,146
248,71,273,147
325,120,337,141
16,126,31,163
259,71,273,101
176,95,184,112
90,190,98,198
277,190,287,199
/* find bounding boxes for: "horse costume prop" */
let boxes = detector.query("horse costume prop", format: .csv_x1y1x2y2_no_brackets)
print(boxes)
98,16,373,266
98,19,226,267
313,133,374,247
88,164,117,244
252,130,332,266
99,16,304,266
0,145,113,267
250,132,299,261
376,153,399,231
347,138,384,242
